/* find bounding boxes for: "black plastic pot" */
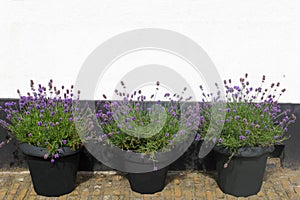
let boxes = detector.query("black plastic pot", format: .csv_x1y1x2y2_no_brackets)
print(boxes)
19,143,80,197
127,166,169,194
214,146,274,197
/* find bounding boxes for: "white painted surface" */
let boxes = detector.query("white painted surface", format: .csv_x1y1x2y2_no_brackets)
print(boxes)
0,0,299,102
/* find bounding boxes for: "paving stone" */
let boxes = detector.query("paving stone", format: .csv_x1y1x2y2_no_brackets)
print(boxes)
0,189,7,198
205,190,214,200
27,196,36,200
17,188,28,200
163,190,172,199
215,187,224,199
294,186,300,197
174,186,181,197
57,195,68,200
0,158,299,199
6,195,16,200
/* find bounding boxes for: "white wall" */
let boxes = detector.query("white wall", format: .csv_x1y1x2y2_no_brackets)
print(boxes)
0,0,299,102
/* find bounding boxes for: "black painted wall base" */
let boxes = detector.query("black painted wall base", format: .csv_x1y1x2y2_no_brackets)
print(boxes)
0,99,299,170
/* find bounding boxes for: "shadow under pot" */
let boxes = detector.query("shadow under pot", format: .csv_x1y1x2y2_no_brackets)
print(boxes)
269,144,285,158
19,143,81,197
214,146,274,197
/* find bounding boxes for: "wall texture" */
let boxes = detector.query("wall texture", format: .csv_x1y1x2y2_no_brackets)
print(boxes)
0,1,300,102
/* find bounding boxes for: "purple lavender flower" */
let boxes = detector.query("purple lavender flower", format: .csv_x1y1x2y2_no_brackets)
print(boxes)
28,133,33,137
179,130,185,135
165,132,169,137
164,93,170,98
51,158,55,163
54,153,59,159
172,111,176,117
69,117,73,122
153,166,158,171
195,133,201,141
263,107,269,112
186,95,194,101
218,138,223,143
234,116,240,120
257,87,262,92
260,114,264,118
246,130,250,134
239,135,246,140
185,121,192,127
234,86,240,91
37,121,42,126
38,87,43,94
62,140,67,145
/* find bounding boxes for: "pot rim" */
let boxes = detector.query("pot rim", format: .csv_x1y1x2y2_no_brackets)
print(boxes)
214,145,275,158
19,143,82,158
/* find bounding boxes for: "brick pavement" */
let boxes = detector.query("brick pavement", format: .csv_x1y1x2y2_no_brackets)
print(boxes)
0,158,299,200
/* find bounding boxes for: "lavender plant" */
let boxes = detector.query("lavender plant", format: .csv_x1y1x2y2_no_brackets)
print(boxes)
0,80,92,163
200,74,296,161
95,81,202,158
